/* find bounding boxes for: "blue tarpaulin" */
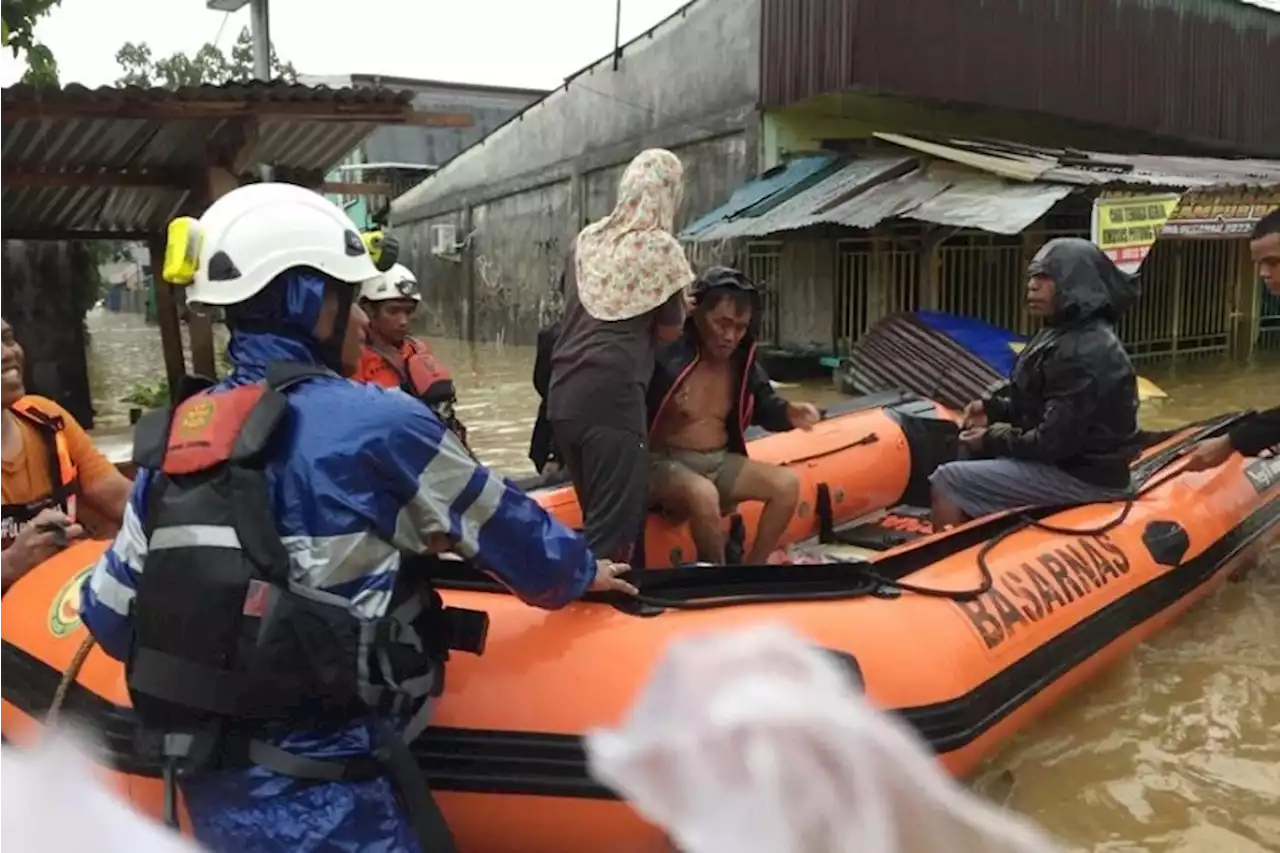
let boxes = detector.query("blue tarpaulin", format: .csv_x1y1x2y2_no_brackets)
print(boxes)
915,310,1027,376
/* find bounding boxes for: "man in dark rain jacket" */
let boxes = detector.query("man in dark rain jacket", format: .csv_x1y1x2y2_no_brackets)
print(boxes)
930,237,1143,528
1184,207,1280,469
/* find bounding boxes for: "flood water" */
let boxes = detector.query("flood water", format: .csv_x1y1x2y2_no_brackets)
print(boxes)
86,309,1279,852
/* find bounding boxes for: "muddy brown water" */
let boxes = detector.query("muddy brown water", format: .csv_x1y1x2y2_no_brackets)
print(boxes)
87,309,1279,852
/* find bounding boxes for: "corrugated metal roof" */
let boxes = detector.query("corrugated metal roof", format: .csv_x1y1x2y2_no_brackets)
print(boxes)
838,312,1005,411
817,168,952,230
683,134,1280,243
680,155,839,240
2,82,425,239
903,174,1073,234
876,133,1280,190
687,156,914,241
688,159,1073,239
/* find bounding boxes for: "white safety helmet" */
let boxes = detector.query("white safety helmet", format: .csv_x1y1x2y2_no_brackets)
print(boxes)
173,183,380,307
358,263,421,303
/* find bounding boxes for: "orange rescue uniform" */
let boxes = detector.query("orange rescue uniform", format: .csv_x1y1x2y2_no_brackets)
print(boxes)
1,396,116,548
354,338,469,446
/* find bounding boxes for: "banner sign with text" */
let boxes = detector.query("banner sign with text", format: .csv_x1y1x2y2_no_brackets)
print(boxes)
1161,190,1280,239
1091,192,1181,274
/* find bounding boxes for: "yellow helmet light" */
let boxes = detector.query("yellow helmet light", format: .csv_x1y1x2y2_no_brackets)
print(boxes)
361,230,400,273
163,217,202,285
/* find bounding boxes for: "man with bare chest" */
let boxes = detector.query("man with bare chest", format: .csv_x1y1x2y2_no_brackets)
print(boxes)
647,268,820,564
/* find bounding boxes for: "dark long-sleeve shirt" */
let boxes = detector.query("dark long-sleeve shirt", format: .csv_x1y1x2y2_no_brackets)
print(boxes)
1228,406,1280,456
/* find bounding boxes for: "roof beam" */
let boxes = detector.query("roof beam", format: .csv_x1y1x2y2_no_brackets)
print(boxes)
1,99,474,127
230,118,261,175
5,169,196,190
401,110,474,128
1,228,158,241
319,182,395,196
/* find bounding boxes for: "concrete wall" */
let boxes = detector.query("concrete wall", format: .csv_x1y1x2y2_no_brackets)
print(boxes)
1,241,96,427
390,0,762,344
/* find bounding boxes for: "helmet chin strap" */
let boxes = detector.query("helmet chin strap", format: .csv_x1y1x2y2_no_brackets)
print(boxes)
318,280,356,375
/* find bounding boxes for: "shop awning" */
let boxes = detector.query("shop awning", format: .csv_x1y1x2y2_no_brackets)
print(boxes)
684,160,1073,241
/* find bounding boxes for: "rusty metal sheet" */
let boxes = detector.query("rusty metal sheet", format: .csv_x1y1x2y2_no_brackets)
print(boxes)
838,312,1005,411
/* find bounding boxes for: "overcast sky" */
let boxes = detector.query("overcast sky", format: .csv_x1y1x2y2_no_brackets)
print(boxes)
3,0,1277,90
0,0,691,89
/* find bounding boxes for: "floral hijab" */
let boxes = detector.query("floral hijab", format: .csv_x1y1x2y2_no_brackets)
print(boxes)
575,148,696,322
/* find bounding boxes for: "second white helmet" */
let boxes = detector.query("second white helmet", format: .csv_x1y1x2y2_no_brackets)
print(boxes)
359,264,420,303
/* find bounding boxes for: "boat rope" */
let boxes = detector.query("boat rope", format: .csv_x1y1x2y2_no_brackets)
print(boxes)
624,412,1249,610
47,633,97,725
860,413,1248,603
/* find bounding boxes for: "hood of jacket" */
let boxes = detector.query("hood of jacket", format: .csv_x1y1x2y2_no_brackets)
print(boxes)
222,268,339,384
1029,237,1140,325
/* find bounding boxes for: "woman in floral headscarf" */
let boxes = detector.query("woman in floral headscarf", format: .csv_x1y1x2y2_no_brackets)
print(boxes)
547,148,695,564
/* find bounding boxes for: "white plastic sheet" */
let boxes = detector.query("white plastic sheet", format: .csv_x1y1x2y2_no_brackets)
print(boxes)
1,727,206,853
586,624,1062,853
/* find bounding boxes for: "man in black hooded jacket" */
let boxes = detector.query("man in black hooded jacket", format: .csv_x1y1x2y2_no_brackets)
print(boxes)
930,238,1143,528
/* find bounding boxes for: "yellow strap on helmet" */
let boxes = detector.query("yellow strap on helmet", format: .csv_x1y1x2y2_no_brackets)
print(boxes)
362,230,400,273
162,217,202,285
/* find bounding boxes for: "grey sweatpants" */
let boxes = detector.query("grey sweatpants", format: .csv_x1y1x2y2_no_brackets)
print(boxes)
929,457,1131,518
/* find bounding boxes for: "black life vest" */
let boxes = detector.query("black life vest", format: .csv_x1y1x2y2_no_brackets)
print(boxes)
1,399,80,548
127,361,487,852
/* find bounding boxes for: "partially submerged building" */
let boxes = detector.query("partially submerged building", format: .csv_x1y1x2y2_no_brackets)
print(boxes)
389,0,1280,354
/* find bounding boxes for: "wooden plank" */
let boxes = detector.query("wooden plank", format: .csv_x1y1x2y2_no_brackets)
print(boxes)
149,236,188,399
0,228,157,241
185,166,239,379
318,181,395,196
3,170,195,189
401,111,474,128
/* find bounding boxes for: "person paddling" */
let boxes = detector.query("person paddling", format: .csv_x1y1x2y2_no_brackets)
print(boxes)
1184,209,1280,470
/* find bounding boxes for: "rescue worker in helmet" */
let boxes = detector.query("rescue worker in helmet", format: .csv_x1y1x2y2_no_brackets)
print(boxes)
2,317,133,592
354,263,469,448
79,183,637,853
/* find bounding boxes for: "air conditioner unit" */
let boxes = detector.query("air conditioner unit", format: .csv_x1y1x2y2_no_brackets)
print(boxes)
430,223,458,256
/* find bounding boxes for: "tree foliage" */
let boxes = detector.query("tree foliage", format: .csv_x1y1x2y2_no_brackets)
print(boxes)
1,0,62,86
115,26,297,89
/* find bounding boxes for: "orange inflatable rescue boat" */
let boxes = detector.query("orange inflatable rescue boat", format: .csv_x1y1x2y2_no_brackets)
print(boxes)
522,390,928,566
3,397,1277,853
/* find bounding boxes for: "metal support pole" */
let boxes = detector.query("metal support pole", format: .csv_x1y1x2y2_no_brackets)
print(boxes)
249,0,274,182
612,0,622,70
